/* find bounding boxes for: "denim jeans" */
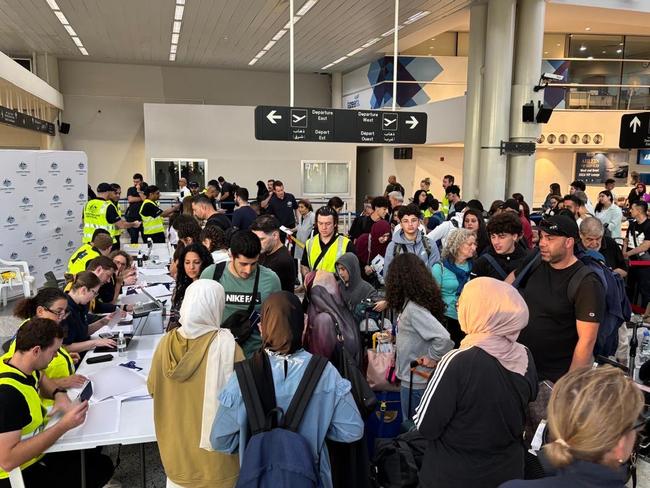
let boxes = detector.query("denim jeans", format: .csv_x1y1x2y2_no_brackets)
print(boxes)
400,385,425,421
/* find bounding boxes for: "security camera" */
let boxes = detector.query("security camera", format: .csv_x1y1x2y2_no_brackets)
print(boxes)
541,72,563,82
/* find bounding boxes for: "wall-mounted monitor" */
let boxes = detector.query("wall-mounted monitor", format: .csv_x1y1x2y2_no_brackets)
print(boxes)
638,150,650,165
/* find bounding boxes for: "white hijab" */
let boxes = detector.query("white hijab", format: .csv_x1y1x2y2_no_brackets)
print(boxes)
178,280,236,450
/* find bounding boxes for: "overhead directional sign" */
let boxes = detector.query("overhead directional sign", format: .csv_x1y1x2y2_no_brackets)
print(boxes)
619,111,650,149
255,105,427,144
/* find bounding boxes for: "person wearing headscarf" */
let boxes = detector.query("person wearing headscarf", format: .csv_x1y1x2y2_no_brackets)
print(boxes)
414,277,538,488
211,291,364,488
147,280,243,488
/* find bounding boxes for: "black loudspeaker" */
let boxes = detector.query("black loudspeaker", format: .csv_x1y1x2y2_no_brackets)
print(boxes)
58,122,70,134
536,104,554,124
394,147,413,159
522,102,535,122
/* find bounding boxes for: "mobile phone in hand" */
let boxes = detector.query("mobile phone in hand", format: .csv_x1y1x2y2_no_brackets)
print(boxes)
78,381,93,402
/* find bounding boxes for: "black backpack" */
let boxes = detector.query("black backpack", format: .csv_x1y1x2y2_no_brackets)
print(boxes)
371,429,427,488
235,354,328,488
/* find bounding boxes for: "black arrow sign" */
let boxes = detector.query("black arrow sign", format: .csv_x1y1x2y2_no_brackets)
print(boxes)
619,112,650,149
255,105,427,144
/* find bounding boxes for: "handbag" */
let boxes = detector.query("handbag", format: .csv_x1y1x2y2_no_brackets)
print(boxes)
333,321,377,418
366,332,400,392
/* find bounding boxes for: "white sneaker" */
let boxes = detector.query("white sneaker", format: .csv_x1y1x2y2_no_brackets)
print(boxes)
103,480,122,488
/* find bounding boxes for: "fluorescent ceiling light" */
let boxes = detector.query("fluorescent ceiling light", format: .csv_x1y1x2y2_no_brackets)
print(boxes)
46,0,60,10
321,63,334,70
263,40,276,51
176,0,185,4
171,33,179,44
173,21,182,33
346,47,363,57
403,10,430,24
249,58,259,66
381,26,402,37
170,44,177,53
332,56,347,64
169,53,176,61
272,29,287,41
254,50,267,59
284,17,300,29
79,47,88,56
297,0,318,16
64,25,77,36
54,10,69,24
174,5,184,20
361,37,381,48
71,36,83,47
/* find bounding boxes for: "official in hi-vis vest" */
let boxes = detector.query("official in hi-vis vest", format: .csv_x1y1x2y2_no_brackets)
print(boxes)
83,182,140,245
108,183,123,250
139,185,176,243
67,230,113,275
0,319,112,487
301,207,354,274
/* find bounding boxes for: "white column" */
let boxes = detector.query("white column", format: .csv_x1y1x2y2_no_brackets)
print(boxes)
461,2,487,201
478,0,516,206
331,72,342,109
507,0,546,202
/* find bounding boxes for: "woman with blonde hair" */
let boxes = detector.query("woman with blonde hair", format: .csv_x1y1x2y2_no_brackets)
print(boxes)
500,366,644,487
432,228,477,346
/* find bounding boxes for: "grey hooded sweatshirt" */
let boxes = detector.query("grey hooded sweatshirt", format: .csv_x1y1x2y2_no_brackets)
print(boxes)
396,301,454,388
335,252,379,311
384,228,441,273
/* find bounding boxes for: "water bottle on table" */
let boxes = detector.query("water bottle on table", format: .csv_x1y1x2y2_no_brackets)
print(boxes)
117,331,127,357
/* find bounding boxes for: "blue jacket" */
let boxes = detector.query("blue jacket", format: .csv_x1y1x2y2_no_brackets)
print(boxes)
211,349,364,488
500,460,628,488
384,228,440,274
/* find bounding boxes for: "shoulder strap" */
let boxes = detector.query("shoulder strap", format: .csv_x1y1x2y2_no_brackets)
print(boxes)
284,355,328,432
234,359,268,435
311,239,330,270
512,251,542,289
483,254,507,280
420,231,432,257
212,261,227,282
0,372,37,388
567,264,596,304
247,265,261,314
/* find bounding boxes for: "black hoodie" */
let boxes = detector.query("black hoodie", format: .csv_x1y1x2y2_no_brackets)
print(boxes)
471,245,530,281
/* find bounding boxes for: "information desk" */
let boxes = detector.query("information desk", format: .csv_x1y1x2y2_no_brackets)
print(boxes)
46,312,165,488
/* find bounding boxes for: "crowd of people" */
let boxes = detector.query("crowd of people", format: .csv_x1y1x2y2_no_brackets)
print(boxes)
0,171,649,488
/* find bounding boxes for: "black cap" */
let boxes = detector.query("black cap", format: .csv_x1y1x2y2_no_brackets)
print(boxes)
96,182,112,193
188,181,199,188
538,215,579,239
500,198,520,213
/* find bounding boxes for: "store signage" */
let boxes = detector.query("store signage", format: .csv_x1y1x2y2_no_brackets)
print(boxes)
619,112,650,149
255,106,427,144
0,106,55,135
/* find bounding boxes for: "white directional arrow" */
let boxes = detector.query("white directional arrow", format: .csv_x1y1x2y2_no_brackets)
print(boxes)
405,115,419,130
266,110,282,124
630,116,641,133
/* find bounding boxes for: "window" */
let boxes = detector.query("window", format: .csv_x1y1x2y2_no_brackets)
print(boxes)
301,160,350,196
150,159,207,193
542,34,567,58
568,34,624,59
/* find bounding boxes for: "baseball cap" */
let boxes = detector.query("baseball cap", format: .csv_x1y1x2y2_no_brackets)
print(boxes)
96,182,112,193
188,181,199,188
538,215,579,239
500,198,520,213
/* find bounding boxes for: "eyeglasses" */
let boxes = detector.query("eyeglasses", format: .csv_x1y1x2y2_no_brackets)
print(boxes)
44,307,69,319
88,288,99,296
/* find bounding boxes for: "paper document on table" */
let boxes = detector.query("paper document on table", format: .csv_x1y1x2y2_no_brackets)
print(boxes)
138,267,169,276
143,284,172,298
60,398,120,439
95,324,134,336
88,366,147,401
143,274,175,285
114,385,150,402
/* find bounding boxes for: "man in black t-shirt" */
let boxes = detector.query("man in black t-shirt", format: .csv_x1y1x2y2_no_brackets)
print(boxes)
624,201,650,305
251,215,296,293
126,173,148,243
348,196,390,241
472,212,528,280
217,176,236,216
192,195,232,232
266,180,298,231
383,175,405,197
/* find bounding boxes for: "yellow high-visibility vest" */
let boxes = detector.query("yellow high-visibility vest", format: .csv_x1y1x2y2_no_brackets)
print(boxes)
306,234,349,273
67,243,100,275
83,199,115,243
139,199,164,236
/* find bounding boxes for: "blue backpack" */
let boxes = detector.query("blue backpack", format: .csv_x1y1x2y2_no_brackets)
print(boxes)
234,353,328,488
513,249,631,357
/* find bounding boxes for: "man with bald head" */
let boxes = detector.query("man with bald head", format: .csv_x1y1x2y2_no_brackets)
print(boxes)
178,177,190,200
384,175,405,197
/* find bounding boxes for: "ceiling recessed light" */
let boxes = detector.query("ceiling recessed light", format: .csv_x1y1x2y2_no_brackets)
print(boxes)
429,47,434,50
169,53,176,61
361,37,381,48
321,63,334,70
556,43,561,47
176,0,185,4
272,29,287,41
71,36,83,47
170,44,177,54
263,40,276,51
544,51,548,55
333,56,347,64
346,47,363,57
585,26,591,31
617,49,622,53
579,45,587,51
79,47,88,56
587,56,594,59
174,5,184,20
431,37,436,41
171,33,179,44
46,0,60,9
248,58,258,66
64,25,77,36
620,42,624,46
54,10,69,24
602,50,606,54
296,0,318,16
173,21,181,33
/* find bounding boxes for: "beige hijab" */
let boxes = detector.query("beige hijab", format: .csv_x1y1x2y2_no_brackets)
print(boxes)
458,277,530,376
178,280,236,450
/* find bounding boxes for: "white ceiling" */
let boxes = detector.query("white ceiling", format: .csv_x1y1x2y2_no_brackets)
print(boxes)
0,0,472,73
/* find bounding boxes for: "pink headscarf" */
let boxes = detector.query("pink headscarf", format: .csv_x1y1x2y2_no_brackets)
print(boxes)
458,277,530,376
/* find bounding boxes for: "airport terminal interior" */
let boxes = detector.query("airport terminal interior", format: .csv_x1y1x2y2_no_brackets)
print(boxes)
1,0,650,487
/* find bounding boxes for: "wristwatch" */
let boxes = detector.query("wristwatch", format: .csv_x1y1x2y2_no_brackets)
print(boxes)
52,388,68,397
